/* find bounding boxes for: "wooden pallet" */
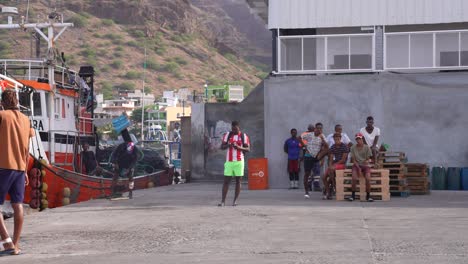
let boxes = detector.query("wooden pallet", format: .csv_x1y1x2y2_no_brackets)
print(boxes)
382,163,405,170
407,180,430,195
379,152,406,159
390,190,411,197
390,185,409,192
405,163,430,194
405,172,428,177
336,169,390,201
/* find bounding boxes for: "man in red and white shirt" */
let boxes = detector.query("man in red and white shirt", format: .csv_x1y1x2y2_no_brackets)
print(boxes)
218,121,250,207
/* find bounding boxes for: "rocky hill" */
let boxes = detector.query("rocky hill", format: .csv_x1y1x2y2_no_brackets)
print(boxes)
0,0,271,98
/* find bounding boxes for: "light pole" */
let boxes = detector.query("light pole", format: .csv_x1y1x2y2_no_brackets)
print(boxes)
204,83,208,102
140,46,147,145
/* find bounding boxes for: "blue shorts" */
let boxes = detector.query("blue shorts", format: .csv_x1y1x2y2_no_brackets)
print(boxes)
0,169,25,204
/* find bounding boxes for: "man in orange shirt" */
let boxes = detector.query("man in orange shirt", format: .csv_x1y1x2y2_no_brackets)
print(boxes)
0,89,34,256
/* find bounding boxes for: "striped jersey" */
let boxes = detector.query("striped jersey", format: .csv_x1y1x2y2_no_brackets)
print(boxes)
222,131,250,162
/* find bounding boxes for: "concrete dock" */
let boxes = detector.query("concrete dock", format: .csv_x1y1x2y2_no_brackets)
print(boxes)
4,183,468,263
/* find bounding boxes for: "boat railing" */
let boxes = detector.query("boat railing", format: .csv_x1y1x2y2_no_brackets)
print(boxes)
0,59,79,89
48,129,96,170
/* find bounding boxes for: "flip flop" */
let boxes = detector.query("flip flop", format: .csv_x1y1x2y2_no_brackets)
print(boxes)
0,248,21,256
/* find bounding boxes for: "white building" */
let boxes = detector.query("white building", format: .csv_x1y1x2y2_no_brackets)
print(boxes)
94,90,155,119
246,0,468,74
233,0,468,188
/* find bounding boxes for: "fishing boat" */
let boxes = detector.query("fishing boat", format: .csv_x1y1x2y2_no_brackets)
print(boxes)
0,8,172,209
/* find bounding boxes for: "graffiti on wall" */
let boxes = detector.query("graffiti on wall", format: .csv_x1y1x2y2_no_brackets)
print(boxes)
204,120,232,173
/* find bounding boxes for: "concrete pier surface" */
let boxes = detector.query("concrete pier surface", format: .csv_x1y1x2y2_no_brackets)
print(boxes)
4,183,468,264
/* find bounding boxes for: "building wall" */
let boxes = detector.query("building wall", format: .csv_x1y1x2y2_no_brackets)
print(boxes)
264,72,468,188
190,103,206,180
166,106,191,123
269,0,468,29
191,82,265,181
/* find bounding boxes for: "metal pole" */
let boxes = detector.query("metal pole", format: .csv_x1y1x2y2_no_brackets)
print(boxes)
141,46,146,144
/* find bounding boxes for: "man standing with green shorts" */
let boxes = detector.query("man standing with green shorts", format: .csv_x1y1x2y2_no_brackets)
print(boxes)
218,121,250,206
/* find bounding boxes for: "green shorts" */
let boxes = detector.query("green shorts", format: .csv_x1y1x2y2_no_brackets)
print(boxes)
224,161,244,177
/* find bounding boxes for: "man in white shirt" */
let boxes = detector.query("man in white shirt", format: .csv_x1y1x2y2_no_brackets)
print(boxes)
359,116,380,162
326,124,352,148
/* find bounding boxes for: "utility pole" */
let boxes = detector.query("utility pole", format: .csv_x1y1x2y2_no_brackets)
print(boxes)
0,9,73,163
140,45,147,145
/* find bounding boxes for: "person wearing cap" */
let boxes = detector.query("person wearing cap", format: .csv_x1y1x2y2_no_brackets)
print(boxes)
300,123,328,199
110,141,140,198
323,133,349,200
359,116,380,162
349,133,373,202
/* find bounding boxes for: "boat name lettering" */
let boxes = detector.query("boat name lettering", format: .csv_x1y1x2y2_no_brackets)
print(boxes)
32,120,44,131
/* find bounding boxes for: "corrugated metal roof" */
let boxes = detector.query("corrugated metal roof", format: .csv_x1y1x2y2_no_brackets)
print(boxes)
268,0,468,29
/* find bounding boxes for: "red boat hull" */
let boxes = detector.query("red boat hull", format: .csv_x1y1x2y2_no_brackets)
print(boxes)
23,156,173,208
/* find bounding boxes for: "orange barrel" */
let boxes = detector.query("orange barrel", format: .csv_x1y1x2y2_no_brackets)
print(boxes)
248,158,268,190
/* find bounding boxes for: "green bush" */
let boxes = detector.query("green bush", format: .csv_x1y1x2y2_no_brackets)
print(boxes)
112,39,124,45
101,66,110,73
154,45,166,56
126,41,139,48
257,72,269,79
163,62,179,74
101,19,115,26
125,70,143,79
115,46,124,52
171,34,194,43
146,59,160,70
97,49,108,57
131,30,145,38
80,48,96,58
113,51,123,58
68,14,87,28
224,53,237,63
173,71,183,79
174,56,188,66
157,76,166,83
103,33,122,41
92,33,101,38
0,40,10,51
111,60,123,69
116,82,136,90
79,12,92,19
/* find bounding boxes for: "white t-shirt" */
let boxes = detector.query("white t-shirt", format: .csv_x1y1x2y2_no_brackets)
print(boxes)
326,132,351,147
359,127,381,147
301,132,324,157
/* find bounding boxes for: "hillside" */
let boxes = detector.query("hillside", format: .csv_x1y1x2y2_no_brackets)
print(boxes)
0,0,271,98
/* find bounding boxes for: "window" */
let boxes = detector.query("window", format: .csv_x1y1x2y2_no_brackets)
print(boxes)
436,32,459,67
54,98,60,119
62,99,66,118
280,38,302,71
386,35,409,68
33,93,42,116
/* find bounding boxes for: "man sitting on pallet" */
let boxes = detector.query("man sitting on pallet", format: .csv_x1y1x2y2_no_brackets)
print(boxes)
323,133,349,200
349,133,374,202
360,116,380,163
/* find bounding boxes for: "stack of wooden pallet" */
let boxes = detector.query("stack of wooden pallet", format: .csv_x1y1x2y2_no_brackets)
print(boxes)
378,152,410,197
404,163,430,194
335,169,390,201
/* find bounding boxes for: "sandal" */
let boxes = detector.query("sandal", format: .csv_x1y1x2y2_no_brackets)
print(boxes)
0,238,20,256
0,248,21,256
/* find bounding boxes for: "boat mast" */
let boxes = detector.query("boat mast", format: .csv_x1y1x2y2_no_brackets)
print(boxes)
0,8,73,163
